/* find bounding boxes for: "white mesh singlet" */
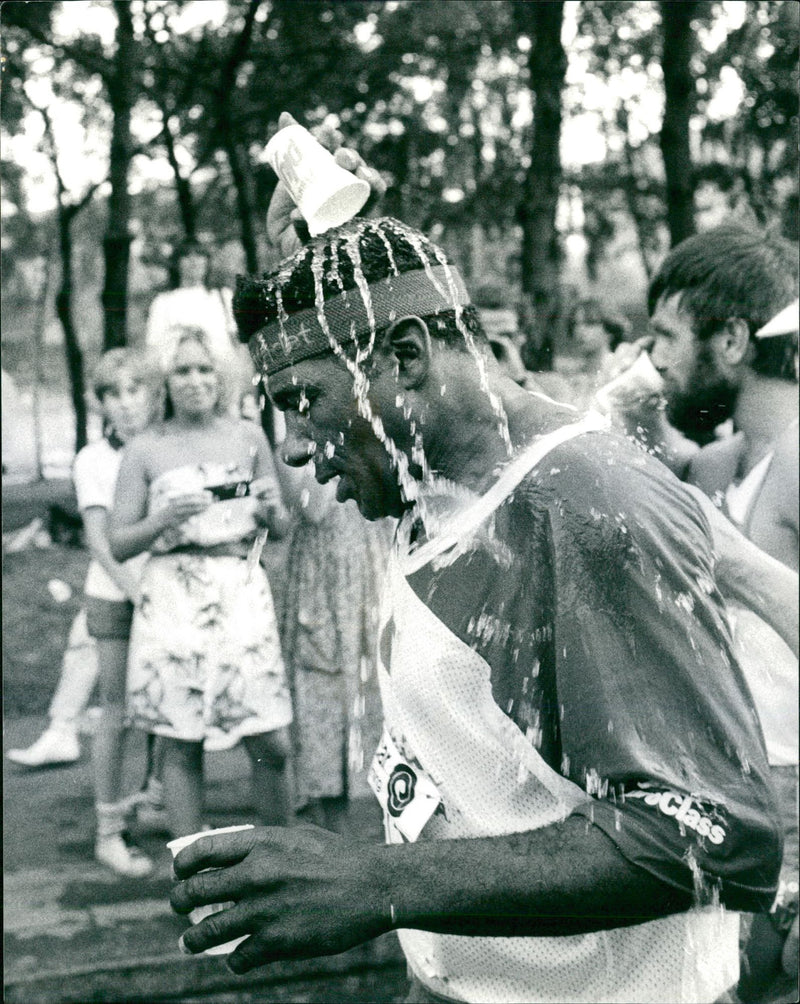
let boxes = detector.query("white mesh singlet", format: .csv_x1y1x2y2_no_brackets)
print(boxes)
374,418,739,1004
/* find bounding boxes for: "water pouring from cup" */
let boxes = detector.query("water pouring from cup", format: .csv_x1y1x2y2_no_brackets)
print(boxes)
264,123,370,237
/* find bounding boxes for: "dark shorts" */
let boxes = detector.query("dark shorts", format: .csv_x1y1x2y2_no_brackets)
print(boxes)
85,596,134,640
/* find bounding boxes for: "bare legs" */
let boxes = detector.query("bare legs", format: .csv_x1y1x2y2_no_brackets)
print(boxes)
93,638,128,804
7,609,95,767
161,728,294,837
50,609,99,730
94,637,152,876
243,728,293,827
161,738,205,838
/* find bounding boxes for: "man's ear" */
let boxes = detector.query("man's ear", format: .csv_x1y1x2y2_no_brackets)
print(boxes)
384,315,431,389
716,317,751,365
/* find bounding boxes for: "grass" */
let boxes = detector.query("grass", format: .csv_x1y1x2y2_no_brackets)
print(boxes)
2,543,90,718
2,534,291,719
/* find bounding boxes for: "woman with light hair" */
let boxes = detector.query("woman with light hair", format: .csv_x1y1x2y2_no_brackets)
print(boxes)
109,331,293,837
145,238,255,412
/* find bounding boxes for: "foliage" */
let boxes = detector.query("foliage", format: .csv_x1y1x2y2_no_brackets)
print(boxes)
1,0,797,355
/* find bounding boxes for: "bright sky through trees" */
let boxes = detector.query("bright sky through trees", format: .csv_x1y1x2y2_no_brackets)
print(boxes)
0,0,765,216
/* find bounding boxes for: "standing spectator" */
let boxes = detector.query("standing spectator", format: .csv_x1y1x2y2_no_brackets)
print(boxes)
145,238,253,404
7,609,97,768
549,298,631,411
277,467,392,833
73,349,162,876
109,331,293,838
647,225,799,1004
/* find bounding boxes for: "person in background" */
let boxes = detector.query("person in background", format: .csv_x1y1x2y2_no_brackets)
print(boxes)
471,282,570,398
145,238,253,407
109,331,293,838
646,225,799,1004
8,380,168,833
7,609,98,768
275,464,393,834
550,298,631,411
72,348,163,876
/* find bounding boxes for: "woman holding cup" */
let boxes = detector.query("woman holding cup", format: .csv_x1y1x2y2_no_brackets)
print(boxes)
110,329,293,837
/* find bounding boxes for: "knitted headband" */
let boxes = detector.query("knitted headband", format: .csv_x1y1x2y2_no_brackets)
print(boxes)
249,265,470,377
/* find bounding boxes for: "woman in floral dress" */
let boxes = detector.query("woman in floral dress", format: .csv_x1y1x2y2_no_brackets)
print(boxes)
277,468,393,832
110,329,292,837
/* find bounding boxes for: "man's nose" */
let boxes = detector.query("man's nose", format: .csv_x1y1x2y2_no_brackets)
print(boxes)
649,340,667,373
280,419,317,467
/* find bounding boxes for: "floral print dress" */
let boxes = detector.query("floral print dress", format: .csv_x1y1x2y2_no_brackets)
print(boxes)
126,463,291,750
278,500,393,806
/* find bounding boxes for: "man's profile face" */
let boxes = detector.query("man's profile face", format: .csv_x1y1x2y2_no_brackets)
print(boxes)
649,292,738,437
267,354,407,521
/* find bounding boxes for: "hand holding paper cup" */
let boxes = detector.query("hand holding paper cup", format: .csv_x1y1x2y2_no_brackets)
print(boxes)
594,351,665,416
168,824,254,956
264,123,370,237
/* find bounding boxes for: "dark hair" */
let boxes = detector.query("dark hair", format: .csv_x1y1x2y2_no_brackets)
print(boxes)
567,298,628,352
647,225,798,379
168,238,211,290
234,217,486,354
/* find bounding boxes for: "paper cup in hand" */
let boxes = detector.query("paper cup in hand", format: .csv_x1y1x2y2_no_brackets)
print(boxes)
264,123,370,236
594,351,664,415
168,824,254,956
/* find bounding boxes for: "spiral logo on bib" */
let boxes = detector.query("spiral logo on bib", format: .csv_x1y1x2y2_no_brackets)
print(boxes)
387,763,417,816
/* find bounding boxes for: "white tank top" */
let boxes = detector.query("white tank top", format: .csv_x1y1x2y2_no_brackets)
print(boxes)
373,415,739,1003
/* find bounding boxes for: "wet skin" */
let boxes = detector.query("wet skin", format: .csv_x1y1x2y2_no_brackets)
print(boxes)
268,354,409,521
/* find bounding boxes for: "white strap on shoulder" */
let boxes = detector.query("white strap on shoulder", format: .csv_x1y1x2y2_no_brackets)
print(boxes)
403,410,609,574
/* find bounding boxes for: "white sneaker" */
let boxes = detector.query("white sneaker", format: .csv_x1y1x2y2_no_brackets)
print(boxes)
7,727,80,767
95,834,153,878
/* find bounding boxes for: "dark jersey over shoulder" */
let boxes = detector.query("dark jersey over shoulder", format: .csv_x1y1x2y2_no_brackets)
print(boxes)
405,428,781,912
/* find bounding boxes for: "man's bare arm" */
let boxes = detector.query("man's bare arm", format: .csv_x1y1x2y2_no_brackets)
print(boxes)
171,816,691,974
684,482,799,657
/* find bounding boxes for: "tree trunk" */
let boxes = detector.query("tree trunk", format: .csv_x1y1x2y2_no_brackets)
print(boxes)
513,1,567,371
617,106,654,281
660,1,698,247
225,131,260,275
101,1,135,349
161,113,197,239
217,0,263,276
56,207,89,453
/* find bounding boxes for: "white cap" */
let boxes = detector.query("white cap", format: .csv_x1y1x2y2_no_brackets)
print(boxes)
754,300,799,339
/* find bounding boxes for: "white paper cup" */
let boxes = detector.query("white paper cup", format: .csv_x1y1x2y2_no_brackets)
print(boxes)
264,124,370,236
594,351,664,414
168,824,254,956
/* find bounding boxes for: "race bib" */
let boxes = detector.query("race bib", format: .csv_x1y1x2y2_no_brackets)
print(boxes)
368,728,443,843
